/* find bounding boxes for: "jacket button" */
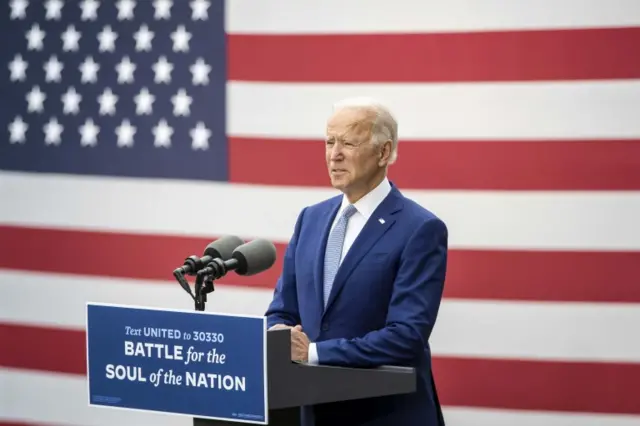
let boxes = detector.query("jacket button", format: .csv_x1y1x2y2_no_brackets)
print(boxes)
321,323,329,331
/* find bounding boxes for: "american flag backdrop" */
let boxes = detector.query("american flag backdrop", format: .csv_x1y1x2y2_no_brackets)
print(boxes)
1,0,640,425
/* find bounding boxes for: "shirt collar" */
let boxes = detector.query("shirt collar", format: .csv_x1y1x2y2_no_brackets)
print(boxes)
339,177,391,221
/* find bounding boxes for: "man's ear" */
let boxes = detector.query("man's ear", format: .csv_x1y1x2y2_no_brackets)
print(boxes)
378,140,392,166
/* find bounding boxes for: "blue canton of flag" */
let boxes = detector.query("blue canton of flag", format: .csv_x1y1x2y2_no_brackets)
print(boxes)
0,0,227,181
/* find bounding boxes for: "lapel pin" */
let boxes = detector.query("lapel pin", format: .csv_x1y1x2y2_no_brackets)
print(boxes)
378,218,385,224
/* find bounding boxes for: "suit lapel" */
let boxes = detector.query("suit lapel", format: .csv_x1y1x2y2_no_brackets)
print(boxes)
322,188,403,316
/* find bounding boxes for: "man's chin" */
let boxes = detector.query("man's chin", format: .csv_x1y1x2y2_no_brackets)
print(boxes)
329,175,349,190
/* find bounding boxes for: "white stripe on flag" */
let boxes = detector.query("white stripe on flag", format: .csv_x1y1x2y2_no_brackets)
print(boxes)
2,171,639,250
1,369,190,426
3,369,639,426
2,270,639,362
227,80,640,140
226,0,640,33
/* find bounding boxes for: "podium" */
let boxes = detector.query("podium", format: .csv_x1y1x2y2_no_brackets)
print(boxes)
86,303,417,425
193,328,417,426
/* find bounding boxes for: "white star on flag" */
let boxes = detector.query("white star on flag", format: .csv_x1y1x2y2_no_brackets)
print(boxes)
61,87,82,115
133,24,154,52
45,0,64,21
97,26,118,52
190,0,210,21
190,58,211,85
26,24,45,51
79,0,100,21
44,55,64,83
152,56,173,84
170,25,191,52
9,0,28,20
153,0,172,20
98,88,118,116
44,117,64,146
26,86,46,113
79,57,100,83
171,89,192,116
9,54,28,82
61,25,81,52
134,88,155,115
116,0,136,21
116,57,136,84
190,122,210,150
152,119,173,148
115,119,136,147
79,118,99,147
8,116,28,144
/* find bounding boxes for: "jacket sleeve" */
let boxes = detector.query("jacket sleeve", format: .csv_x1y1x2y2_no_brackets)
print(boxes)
264,207,306,329
315,217,448,367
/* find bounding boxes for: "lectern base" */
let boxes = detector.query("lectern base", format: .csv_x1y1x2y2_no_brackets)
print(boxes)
193,407,300,426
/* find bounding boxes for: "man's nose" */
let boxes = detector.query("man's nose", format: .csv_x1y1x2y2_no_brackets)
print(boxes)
329,143,343,159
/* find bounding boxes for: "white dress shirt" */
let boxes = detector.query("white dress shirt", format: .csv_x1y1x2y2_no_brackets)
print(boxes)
307,177,392,364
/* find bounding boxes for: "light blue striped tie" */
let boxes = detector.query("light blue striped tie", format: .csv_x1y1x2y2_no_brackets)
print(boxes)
323,204,357,307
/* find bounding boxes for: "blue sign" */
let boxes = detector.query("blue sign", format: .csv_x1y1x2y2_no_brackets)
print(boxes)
86,302,268,424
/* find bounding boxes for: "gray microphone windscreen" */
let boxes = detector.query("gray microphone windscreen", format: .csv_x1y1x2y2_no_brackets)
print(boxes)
232,238,277,276
204,235,245,260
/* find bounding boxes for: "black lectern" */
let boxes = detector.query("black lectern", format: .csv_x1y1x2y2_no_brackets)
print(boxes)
193,328,416,426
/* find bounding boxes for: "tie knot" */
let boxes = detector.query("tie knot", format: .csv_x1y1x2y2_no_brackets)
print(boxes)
342,204,357,219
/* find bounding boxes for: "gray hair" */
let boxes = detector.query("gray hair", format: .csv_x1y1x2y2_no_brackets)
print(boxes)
332,97,399,164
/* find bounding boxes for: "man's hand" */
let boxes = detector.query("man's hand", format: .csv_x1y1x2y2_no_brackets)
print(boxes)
268,324,295,331
268,324,310,361
290,325,309,362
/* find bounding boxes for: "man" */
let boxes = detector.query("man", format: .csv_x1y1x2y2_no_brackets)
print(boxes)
265,97,448,426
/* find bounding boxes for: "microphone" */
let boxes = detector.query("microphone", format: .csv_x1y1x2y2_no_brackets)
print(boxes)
173,235,245,276
197,238,277,279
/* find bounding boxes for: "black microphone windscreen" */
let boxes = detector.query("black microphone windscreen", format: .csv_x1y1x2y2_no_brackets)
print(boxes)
232,238,277,276
203,235,245,261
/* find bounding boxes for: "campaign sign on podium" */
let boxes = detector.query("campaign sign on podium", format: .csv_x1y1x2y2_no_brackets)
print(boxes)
86,302,268,424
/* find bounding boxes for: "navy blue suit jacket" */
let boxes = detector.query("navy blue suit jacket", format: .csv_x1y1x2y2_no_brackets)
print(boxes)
265,183,448,426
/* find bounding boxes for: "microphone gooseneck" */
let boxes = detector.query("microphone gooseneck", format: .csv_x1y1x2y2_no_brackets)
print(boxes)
197,238,277,279
172,236,277,311
173,235,245,276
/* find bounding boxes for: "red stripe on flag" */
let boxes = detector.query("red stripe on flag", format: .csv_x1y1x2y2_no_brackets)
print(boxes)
229,137,640,191
0,225,285,289
1,226,639,303
433,356,640,414
0,423,54,426
229,28,640,82
445,249,640,302
0,423,56,426
0,323,85,376
2,323,639,415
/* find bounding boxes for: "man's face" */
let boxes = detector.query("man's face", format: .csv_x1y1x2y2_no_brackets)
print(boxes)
325,108,388,195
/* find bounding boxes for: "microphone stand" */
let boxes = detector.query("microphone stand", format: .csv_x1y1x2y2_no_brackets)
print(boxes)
194,273,216,312
192,258,239,311
173,270,216,312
